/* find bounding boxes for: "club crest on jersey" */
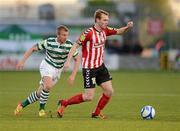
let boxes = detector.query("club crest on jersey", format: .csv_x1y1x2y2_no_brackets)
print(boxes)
79,34,85,41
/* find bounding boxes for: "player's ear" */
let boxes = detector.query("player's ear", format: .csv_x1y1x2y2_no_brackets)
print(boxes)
98,17,101,21
56,30,59,36
95,18,99,23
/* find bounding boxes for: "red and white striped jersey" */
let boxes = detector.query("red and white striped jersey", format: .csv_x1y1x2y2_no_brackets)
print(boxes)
77,26,117,69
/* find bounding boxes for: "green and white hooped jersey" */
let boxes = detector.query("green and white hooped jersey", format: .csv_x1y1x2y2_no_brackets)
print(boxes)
37,37,78,69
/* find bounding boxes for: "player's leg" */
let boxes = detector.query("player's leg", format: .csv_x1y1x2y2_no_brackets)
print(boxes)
59,88,95,107
92,64,113,119
38,60,61,116
92,81,113,118
14,85,42,116
57,68,96,117
57,88,95,118
39,76,53,116
23,85,43,107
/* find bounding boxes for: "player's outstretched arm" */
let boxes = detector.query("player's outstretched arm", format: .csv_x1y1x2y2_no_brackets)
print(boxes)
16,45,38,70
68,54,81,86
116,21,133,35
64,43,80,71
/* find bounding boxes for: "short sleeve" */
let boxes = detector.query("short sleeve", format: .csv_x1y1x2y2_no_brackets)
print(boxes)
73,50,79,57
104,26,117,36
76,29,92,46
37,40,48,50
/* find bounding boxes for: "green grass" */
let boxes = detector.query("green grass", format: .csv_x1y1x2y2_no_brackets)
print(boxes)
0,71,180,131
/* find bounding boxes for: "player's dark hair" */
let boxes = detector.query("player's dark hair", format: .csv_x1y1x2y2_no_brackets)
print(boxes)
94,9,109,22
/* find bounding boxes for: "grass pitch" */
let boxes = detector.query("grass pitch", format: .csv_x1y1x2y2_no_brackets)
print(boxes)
0,70,180,131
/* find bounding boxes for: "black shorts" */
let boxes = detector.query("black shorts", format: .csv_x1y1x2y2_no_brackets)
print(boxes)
82,64,112,88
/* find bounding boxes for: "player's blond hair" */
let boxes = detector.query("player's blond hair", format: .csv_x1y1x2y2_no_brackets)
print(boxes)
94,9,109,22
56,25,69,33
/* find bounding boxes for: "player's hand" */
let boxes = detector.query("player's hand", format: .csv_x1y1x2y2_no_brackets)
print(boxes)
16,61,24,70
127,21,133,28
68,75,75,86
63,61,70,72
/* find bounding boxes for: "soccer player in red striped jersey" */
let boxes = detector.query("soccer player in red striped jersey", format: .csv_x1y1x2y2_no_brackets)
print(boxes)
57,9,133,119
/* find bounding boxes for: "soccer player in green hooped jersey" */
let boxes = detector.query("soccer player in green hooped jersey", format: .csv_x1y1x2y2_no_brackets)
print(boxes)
14,25,81,117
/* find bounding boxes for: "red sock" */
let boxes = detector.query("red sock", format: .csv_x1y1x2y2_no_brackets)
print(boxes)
62,94,84,107
93,93,111,115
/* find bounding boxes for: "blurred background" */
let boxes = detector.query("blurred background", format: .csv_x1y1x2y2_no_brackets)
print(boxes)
0,0,180,71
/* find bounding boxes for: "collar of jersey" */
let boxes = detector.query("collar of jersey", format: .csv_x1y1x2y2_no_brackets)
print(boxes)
93,25,102,33
55,38,66,46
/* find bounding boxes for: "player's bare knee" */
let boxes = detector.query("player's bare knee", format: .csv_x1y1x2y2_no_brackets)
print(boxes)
85,96,94,101
110,88,114,96
105,88,114,96
83,94,94,101
43,83,53,91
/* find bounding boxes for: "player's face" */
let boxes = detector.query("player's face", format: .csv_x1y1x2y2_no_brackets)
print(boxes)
57,30,69,43
97,14,109,29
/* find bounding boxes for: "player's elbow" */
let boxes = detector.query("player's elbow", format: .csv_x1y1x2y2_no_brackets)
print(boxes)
74,54,81,64
31,45,38,52
76,54,81,62
117,30,124,35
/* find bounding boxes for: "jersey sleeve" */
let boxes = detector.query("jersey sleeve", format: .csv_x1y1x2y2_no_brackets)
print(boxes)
72,50,79,57
66,39,79,58
37,39,48,50
76,29,92,46
104,26,117,36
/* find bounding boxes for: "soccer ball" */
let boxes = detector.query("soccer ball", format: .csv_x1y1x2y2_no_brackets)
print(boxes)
141,105,155,120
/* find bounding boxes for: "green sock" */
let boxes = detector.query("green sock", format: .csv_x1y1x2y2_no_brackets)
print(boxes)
22,99,30,108
39,103,45,110
39,89,49,110
22,91,39,108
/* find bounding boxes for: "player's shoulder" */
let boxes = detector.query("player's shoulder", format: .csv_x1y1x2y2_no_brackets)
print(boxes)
47,37,56,42
66,39,73,45
106,26,116,31
80,27,93,40
83,27,93,34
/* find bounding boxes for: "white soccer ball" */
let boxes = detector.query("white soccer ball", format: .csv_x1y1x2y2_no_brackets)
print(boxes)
141,105,155,120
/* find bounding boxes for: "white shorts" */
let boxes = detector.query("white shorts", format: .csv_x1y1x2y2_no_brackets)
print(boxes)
39,60,63,86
